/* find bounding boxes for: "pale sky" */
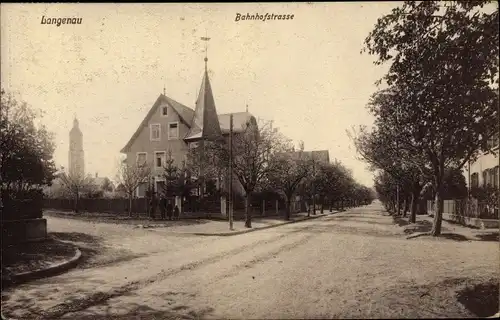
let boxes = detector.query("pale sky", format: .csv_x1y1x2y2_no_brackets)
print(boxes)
1,2,398,186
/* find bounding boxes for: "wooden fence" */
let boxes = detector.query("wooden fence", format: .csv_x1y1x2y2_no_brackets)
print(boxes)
427,198,498,220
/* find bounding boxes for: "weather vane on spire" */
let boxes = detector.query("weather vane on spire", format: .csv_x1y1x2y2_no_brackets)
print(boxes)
201,30,211,70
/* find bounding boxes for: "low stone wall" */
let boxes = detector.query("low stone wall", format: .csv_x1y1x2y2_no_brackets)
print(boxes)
1,219,47,245
442,213,498,229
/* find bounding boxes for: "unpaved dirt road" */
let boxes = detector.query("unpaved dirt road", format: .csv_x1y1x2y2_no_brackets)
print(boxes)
2,202,498,319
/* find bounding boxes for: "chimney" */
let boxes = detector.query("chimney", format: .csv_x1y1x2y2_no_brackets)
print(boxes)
95,172,98,178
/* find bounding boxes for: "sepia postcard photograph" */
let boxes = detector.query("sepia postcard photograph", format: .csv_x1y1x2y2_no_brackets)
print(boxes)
1,2,499,319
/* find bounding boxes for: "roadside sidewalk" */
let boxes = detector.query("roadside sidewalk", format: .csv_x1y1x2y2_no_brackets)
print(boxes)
154,211,338,236
398,214,499,241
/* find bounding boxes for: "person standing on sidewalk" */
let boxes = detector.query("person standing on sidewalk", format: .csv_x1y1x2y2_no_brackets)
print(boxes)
173,204,180,220
159,196,166,220
149,192,158,220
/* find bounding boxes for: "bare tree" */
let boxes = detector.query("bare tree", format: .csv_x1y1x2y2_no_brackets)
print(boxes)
58,169,95,213
210,120,288,228
116,161,151,216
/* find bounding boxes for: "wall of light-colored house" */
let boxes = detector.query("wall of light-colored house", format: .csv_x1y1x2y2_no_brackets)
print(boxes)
125,109,258,198
465,150,499,187
125,101,191,173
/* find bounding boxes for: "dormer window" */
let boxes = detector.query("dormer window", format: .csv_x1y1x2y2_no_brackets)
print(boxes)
162,106,168,117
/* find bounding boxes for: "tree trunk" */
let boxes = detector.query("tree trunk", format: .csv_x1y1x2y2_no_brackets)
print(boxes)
431,183,444,236
74,192,79,213
410,191,418,223
409,183,422,224
320,197,324,213
402,197,410,217
244,193,252,228
285,196,291,221
128,194,133,217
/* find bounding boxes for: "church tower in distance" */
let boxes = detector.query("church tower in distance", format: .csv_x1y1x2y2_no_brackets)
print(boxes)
69,116,85,177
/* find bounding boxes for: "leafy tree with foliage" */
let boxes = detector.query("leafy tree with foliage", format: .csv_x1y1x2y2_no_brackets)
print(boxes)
267,147,311,220
471,184,499,219
351,123,429,223
363,1,499,235
0,90,56,194
314,161,353,212
161,150,180,197
374,171,400,213
160,150,194,203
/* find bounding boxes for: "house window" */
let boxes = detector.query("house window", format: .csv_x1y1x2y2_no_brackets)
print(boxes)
168,122,179,139
482,171,488,187
155,151,166,168
136,152,147,165
136,182,147,198
487,134,499,150
189,141,199,149
471,173,479,188
150,124,161,141
156,180,166,193
162,106,168,117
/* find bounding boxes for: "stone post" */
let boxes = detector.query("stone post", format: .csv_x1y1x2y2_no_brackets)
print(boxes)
175,196,182,214
221,196,227,217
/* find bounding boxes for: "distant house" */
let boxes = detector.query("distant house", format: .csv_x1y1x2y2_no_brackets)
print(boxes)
120,57,257,198
275,149,331,212
90,173,113,192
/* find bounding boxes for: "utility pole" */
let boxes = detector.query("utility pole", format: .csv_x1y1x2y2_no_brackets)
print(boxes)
312,153,316,215
229,114,234,230
396,100,401,216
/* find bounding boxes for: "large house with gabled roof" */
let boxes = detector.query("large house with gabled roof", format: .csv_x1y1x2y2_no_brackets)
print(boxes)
120,57,257,198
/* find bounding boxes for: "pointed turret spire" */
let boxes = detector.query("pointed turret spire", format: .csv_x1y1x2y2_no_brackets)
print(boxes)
185,35,222,141
73,114,79,128
201,31,210,72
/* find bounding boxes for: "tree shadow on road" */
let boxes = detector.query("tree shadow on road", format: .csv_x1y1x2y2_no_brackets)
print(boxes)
439,233,469,241
330,216,395,226
408,231,498,242
72,305,214,320
392,216,411,227
56,298,215,320
475,232,499,242
457,281,499,318
402,220,433,234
